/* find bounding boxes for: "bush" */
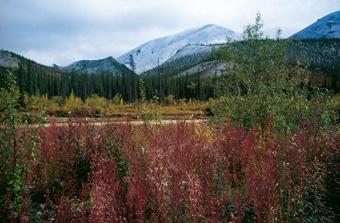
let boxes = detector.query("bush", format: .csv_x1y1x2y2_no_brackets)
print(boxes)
163,94,175,106
84,94,108,115
62,91,84,115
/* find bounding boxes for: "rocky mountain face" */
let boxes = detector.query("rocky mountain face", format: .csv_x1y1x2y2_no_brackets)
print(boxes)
0,50,20,69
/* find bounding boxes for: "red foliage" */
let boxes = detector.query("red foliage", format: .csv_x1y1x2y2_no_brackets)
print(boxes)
1,118,336,222
89,154,126,223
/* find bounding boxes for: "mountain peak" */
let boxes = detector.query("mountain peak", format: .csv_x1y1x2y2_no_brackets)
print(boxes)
198,24,224,30
117,24,240,74
62,56,131,75
291,11,340,39
201,24,229,29
103,56,115,61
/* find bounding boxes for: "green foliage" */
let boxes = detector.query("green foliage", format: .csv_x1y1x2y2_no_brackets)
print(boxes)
112,93,123,105
9,163,26,219
0,70,24,221
1,70,47,221
0,70,20,120
0,69,20,161
287,160,335,223
242,12,264,40
241,202,257,223
74,146,91,189
138,78,146,103
106,137,129,179
211,13,336,132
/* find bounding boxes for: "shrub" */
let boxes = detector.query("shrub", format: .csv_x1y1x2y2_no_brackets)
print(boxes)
62,91,84,115
84,94,108,115
163,94,175,106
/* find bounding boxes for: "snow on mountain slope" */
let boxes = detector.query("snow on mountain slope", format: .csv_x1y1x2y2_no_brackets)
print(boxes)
62,56,132,75
177,60,227,78
291,11,340,40
167,44,213,62
117,24,241,74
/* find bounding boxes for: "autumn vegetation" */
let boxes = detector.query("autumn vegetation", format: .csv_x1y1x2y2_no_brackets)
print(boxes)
0,14,339,222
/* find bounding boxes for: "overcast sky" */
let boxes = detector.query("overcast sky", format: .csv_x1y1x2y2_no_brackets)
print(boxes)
1,0,339,66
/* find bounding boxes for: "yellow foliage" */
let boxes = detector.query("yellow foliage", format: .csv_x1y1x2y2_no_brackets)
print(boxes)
195,123,213,145
25,94,49,111
85,95,108,114
21,94,212,118
63,92,84,114
163,95,175,106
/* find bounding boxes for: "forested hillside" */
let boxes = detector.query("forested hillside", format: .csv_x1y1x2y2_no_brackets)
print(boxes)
288,39,340,90
1,38,339,106
141,39,340,100
0,51,139,102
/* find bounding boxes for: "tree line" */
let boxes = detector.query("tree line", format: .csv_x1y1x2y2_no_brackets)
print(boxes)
1,38,339,105
1,61,219,104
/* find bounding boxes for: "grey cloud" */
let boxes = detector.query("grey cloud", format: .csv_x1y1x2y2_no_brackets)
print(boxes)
1,0,339,66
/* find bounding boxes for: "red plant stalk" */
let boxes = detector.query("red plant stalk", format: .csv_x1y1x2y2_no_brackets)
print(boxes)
89,154,126,223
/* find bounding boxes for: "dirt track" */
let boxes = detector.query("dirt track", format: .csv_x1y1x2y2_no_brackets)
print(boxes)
19,118,208,129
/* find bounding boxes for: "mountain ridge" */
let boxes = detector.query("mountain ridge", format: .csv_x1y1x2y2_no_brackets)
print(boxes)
2,11,340,77
117,24,241,74
291,11,340,39
0,50,135,77
61,56,133,75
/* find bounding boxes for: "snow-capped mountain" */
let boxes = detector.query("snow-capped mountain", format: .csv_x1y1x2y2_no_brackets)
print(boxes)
117,24,241,74
291,11,340,39
62,56,133,75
